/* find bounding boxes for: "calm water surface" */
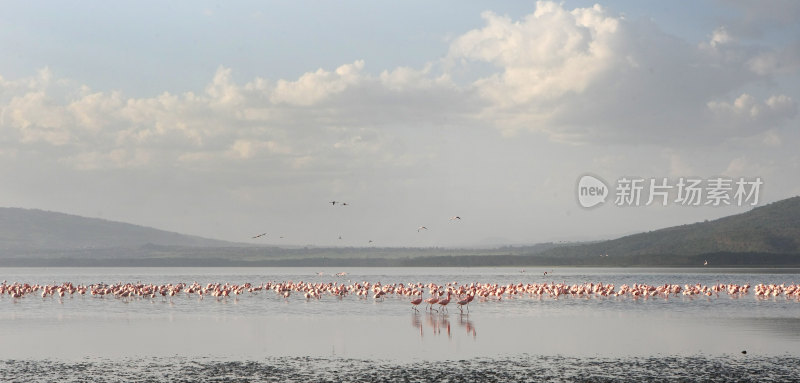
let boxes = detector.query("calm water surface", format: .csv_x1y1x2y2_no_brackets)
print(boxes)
1,267,799,362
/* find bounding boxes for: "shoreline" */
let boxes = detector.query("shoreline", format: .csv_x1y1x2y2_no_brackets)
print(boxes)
3,355,798,382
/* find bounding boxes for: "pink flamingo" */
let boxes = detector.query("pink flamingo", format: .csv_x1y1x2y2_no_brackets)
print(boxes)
425,294,439,311
410,295,423,312
457,294,471,313
437,292,451,313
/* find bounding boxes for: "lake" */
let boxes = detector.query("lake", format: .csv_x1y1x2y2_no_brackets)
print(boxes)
1,267,799,381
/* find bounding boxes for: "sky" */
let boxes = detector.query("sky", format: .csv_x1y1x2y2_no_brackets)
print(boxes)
1,1,799,247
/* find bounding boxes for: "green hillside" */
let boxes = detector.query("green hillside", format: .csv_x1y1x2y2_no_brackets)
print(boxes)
538,196,800,260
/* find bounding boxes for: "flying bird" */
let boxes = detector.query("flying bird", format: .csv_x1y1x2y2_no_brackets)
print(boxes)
417,226,428,232
449,216,461,221
251,233,267,239
329,201,337,206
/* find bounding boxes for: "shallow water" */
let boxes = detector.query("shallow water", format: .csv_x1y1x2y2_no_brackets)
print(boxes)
1,267,799,366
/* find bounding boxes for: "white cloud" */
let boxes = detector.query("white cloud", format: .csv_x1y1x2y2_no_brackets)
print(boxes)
228,139,293,159
5,91,72,145
68,90,125,133
762,130,782,147
0,61,466,173
270,60,365,106
0,0,798,177
707,93,797,130
745,41,800,76
447,4,619,107
206,67,245,107
443,1,797,144
378,64,447,91
710,27,733,47
666,152,696,178
62,148,152,170
722,156,774,179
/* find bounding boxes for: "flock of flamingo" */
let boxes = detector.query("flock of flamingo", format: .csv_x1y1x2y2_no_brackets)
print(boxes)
1,279,799,311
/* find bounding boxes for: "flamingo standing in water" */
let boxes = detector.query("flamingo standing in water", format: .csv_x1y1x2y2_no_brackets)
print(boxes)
457,294,471,313
438,292,452,313
425,293,439,311
410,295,423,312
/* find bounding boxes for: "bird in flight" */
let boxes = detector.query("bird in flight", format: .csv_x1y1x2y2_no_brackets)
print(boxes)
449,216,461,221
252,233,267,239
329,201,337,206
417,226,428,232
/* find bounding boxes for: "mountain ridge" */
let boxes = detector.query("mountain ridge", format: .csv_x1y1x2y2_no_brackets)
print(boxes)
536,196,800,259
1,196,799,266
0,207,241,251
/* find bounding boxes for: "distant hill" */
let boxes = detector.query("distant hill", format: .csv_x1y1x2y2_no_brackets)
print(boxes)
0,206,563,266
1,197,799,267
0,208,237,252
539,196,800,258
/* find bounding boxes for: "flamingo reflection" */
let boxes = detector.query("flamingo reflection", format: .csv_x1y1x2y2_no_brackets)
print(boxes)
459,313,477,339
425,312,439,334
412,312,423,337
440,315,451,338
413,312,460,339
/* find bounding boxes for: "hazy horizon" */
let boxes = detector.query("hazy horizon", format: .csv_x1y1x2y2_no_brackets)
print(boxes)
1,1,798,247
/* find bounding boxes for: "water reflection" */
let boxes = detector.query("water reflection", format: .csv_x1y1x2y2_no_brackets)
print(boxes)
411,312,423,336
439,314,450,338
413,312,476,340
458,314,477,339
1,309,799,361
